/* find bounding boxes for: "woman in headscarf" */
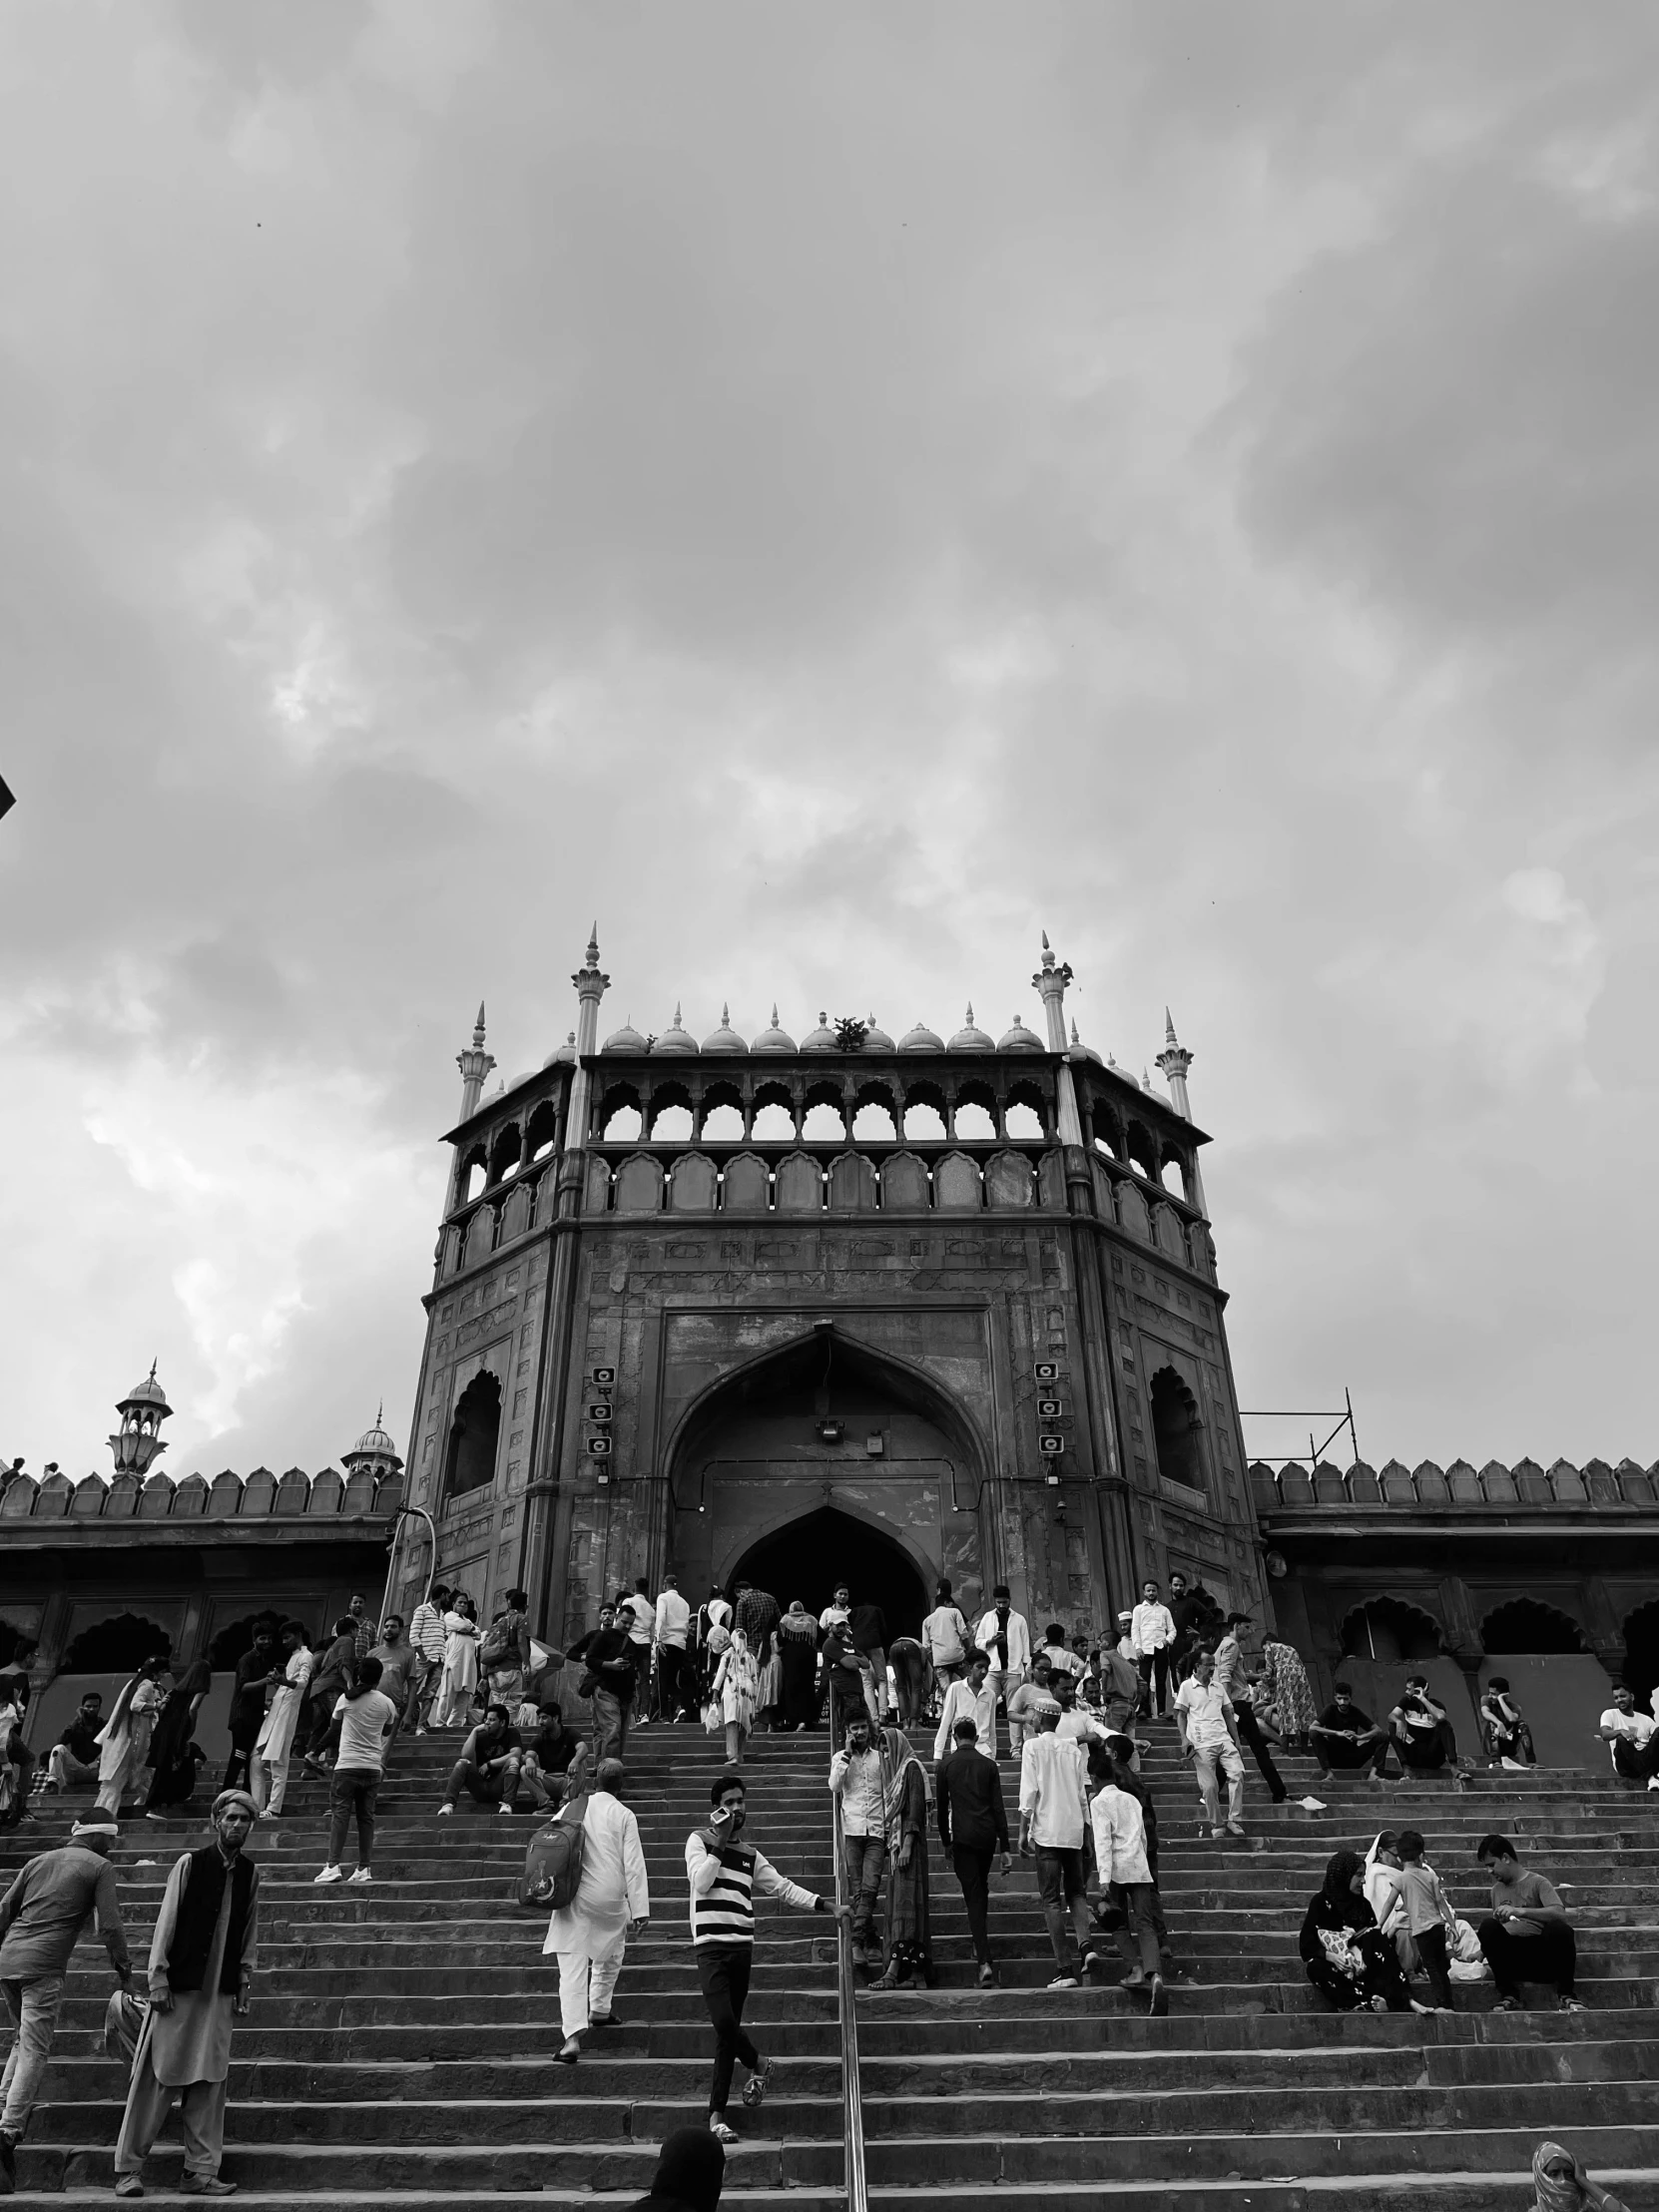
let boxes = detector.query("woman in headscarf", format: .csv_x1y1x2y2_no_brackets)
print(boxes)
870,1726,934,1990
145,1655,213,1815
1300,1849,1425,2013
1531,2141,1628,2212
629,2125,724,2212
95,1655,170,1816
436,1593,480,1728
777,1600,821,1732
1256,1638,1316,1748
714,1626,759,1768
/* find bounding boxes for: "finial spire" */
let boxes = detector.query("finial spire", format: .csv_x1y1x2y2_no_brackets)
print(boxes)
1071,1018,1080,1045
771,1003,780,1025
586,923,599,965
472,1002,486,1045
375,1398,383,1426
1041,929,1050,950
721,1001,730,1024
674,1002,683,1026
965,1002,974,1024
1165,1005,1178,1045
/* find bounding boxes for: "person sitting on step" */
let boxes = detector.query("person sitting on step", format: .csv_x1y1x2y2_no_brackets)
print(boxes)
1475,1833,1584,2013
436,1703,523,1817
1388,1675,1462,1775
1480,1678,1537,1769
1310,1683,1393,1782
1596,1684,1659,1788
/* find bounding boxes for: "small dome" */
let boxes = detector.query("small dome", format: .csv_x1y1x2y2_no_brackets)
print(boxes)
863,1013,895,1052
800,1010,837,1053
655,1004,698,1056
997,1015,1043,1052
898,1020,944,1052
947,1003,993,1052
601,1017,648,1054
701,1003,748,1054
752,1004,797,1053
505,1069,536,1092
349,1422,398,1460
545,1031,578,1066
121,1366,171,1412
1069,1018,1103,1066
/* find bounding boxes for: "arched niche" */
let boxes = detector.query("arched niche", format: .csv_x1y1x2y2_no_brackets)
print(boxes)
669,1154,719,1212
880,1153,930,1212
63,1612,173,1672
1149,1367,1205,1492
984,1150,1035,1210
614,1154,665,1214
721,1154,771,1211
933,1152,982,1212
444,1370,502,1501
1481,1598,1588,1655
1340,1596,1442,1663
827,1153,876,1210
775,1152,823,1213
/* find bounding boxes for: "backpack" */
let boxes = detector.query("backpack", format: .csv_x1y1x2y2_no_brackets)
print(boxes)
514,1794,590,1911
478,1615,514,1670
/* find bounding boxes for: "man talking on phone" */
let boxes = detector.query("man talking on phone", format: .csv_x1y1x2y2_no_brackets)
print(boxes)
685,1772,847,2145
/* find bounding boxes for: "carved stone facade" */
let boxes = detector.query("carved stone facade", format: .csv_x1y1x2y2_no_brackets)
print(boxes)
398,939,1265,1650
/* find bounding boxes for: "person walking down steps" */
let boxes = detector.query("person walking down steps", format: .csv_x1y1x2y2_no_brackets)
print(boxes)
313,1658,397,1886
548,1759,649,2067
686,1771,843,2146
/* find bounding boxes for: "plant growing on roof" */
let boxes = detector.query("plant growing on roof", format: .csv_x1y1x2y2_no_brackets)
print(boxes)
833,1016,868,1052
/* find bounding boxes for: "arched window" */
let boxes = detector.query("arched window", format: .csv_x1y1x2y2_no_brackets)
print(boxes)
63,1612,173,1672
751,1103,796,1142
1149,1367,1205,1490
953,1101,996,1139
602,1104,644,1141
488,1125,522,1183
902,1101,946,1141
444,1372,503,1500
1340,1597,1441,1663
1161,1158,1186,1199
526,1101,559,1163
700,1103,745,1142
1004,1102,1043,1140
462,1153,488,1204
1481,1598,1587,1654
650,1104,694,1142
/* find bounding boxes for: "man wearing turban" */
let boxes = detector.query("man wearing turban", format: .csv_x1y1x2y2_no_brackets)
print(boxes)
114,1792,260,2197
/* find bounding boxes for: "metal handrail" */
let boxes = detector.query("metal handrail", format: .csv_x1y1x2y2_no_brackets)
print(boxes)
830,1794,869,2212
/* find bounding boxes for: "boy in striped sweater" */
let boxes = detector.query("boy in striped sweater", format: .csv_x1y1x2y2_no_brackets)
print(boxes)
686,1772,846,2144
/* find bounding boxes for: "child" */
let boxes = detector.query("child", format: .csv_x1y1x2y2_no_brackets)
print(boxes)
1378,1828,1458,2010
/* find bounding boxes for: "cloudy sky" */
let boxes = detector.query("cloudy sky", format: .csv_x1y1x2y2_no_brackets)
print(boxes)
4,2,1657,1483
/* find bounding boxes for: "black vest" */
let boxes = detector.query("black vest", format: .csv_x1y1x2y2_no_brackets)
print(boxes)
169,1847,256,1994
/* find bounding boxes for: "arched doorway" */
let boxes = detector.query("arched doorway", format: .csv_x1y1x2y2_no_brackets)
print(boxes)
732,1505,929,1641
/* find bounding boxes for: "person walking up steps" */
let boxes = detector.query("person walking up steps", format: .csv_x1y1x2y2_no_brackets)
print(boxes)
313,1658,397,1887
936,1717,1010,1987
1084,1742,1167,2016
1018,1705,1092,1988
548,1759,648,2065
114,1790,261,2198
687,1772,842,2145
932,1651,996,1763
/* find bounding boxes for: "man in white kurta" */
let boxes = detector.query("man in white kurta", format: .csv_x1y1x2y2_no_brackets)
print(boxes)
115,1791,259,2196
542,1760,648,2063
251,1625,312,1818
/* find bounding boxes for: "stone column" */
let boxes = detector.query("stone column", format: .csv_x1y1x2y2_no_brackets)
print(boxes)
1155,1010,1208,1217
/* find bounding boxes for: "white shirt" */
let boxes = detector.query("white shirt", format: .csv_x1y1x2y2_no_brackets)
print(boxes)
1089,1782,1152,1886
1175,1678,1234,1752
933,1677,996,1762
655,1589,691,1648
1130,1601,1176,1657
1042,1644,1083,1677
819,1603,850,1634
830,1746,886,1839
1018,1730,1088,1850
1212,1634,1243,1699
624,1594,655,1647
409,1602,447,1663
1602,1707,1655,1744
920,1604,970,1668
331,1688,397,1774
1116,1634,1137,1663
543,1789,649,1953
975,1606,1032,1676
1057,1709,1108,1747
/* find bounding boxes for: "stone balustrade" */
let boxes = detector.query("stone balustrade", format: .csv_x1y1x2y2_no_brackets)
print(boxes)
1250,1456,1659,1512
0,1464,404,1522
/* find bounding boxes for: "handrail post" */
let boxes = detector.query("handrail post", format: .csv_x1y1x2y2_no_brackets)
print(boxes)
830,1792,869,2212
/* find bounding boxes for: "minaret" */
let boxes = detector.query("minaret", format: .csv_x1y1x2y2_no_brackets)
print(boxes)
567,924,611,1150
1031,932,1084,1146
456,1003,495,1122
109,1363,173,1477
1155,1008,1207,1214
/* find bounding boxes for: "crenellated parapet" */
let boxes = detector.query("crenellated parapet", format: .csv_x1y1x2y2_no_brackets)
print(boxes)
0,1463,404,1525
1251,1456,1659,1514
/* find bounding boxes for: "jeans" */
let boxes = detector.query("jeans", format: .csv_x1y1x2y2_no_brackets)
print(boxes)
1034,1846,1091,1975
1137,1651,1170,1717
697,1945,759,2117
1113,1881,1162,1977
443,1753,522,1808
327,1768,379,1866
44,1748,99,1793
1477,1918,1576,1997
0,1973,65,2136
1192,1740,1246,1829
855,1646,887,1722
1315,1729,1390,1776
658,1645,692,1719
1611,1736,1659,1784
951,1843,994,1964
840,1832,887,1946
592,1690,629,1763
1234,1705,1286,1801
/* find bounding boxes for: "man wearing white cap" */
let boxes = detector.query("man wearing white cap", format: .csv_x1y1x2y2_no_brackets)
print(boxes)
114,1791,260,2197
0,1814,132,2186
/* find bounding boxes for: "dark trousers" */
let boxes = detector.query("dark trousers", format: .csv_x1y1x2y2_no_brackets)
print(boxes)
1137,1651,1170,1717
951,1843,994,1963
1611,1736,1659,1784
658,1645,692,1719
1,1744,34,1826
327,1768,379,1866
1314,1730,1390,1776
1477,1918,1576,1997
1235,1704,1287,1801
697,1944,758,2117
1394,1720,1457,1771
304,1690,344,1758
443,1755,520,1808
223,1732,260,1793
1035,1846,1090,1975
840,1833,886,1945
1412,1922,1453,2008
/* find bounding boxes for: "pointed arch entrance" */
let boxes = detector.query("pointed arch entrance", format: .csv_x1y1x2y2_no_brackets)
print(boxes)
664,1324,989,1635
731,1505,929,1641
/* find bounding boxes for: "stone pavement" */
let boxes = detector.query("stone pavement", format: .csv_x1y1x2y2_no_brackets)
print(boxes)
3,1715,1658,2207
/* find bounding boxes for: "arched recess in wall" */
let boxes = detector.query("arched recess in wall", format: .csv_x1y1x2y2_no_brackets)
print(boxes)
1481,1597,1588,1654
1620,1599,1659,1709
1340,1596,1442,1663
443,1371,503,1501
208,1611,283,1669
63,1612,173,1672
1148,1367,1205,1491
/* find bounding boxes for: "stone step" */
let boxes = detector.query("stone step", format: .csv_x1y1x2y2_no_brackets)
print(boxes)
8,2185,1659,2212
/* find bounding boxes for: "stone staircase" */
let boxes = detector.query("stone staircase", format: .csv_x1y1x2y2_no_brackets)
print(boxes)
5,1716,1659,2208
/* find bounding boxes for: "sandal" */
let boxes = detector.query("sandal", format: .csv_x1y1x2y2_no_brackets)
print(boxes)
709,2117,740,2144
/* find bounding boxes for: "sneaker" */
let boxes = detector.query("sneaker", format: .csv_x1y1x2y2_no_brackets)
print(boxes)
436,1805,454,1818
1210,1826,1228,1841
1047,1974,1080,1989
1492,1995,1522,2011
741,2056,773,2107
495,1803,513,1817
1560,1996,1587,2012
1297,1796,1328,1813
347,1868,373,1885
1225,1822,1247,1838
709,2117,740,2145
1147,1974,1168,2017
312,1866,342,1886
114,2178,145,2199
179,2181,237,2197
